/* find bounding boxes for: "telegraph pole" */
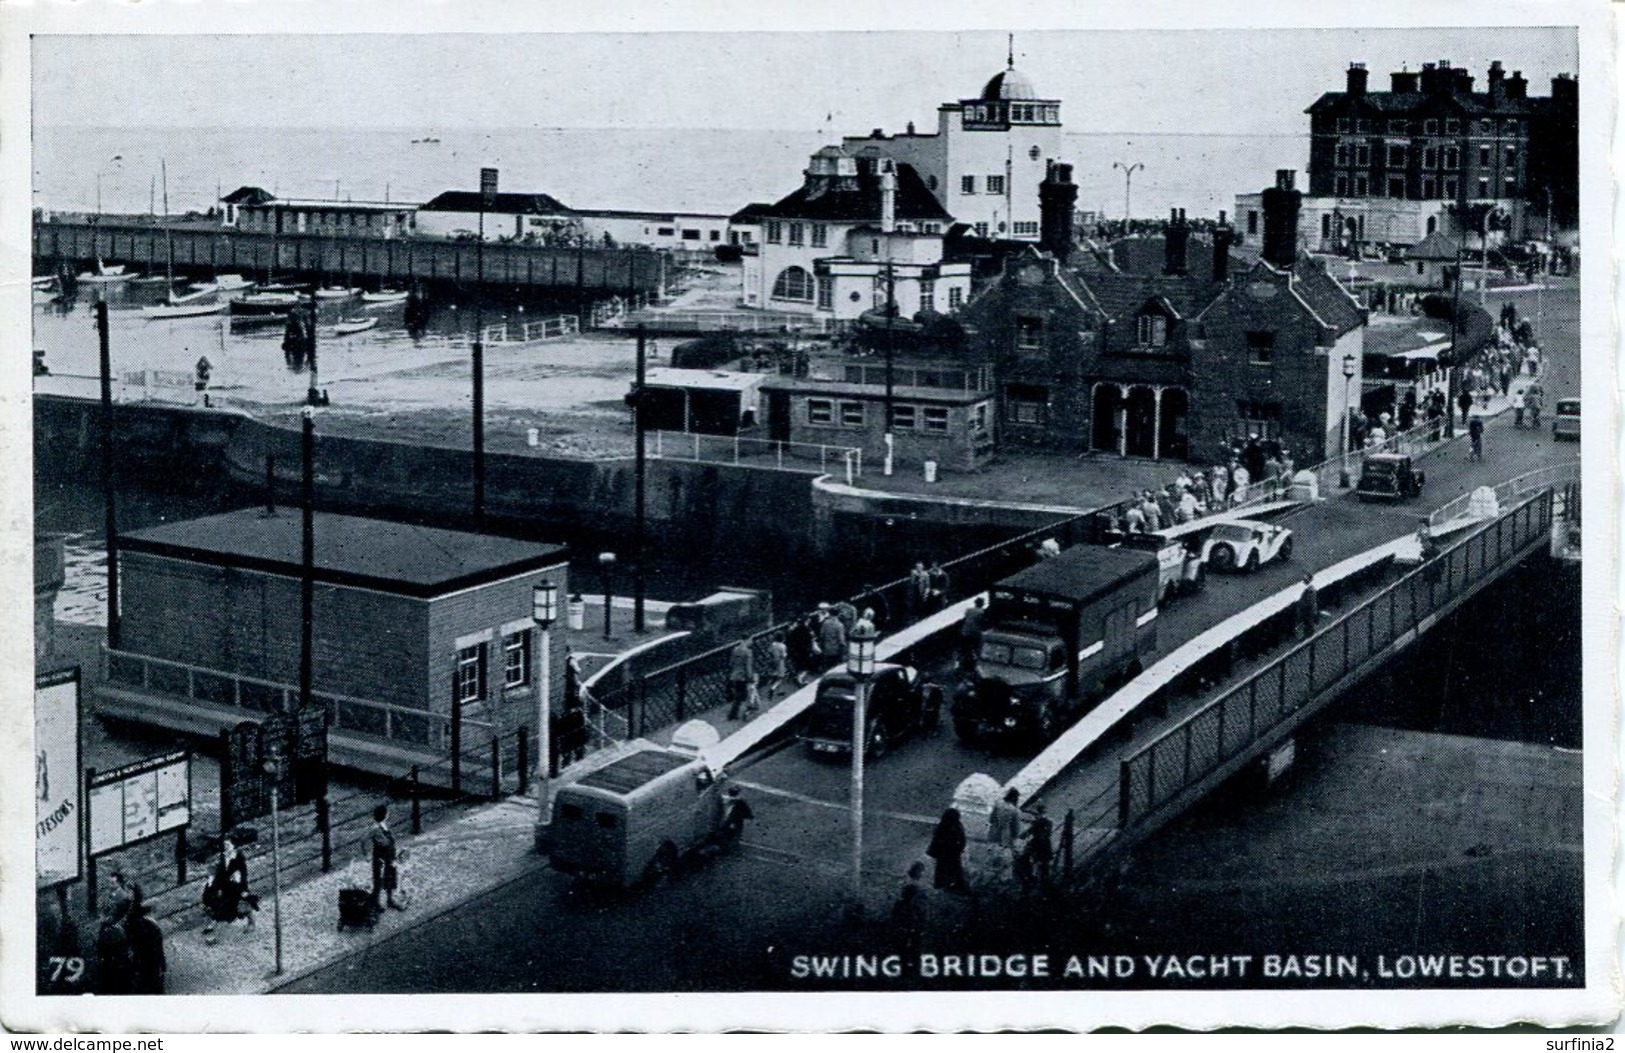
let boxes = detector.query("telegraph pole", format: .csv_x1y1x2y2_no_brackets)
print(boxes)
300,407,315,713
633,325,648,634
473,167,497,527
97,300,120,650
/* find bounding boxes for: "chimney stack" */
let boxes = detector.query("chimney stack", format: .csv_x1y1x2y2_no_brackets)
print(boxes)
1163,207,1189,277
1038,160,1077,263
1506,70,1528,100
1390,68,1419,94
1346,62,1368,97
1212,210,1233,283
879,159,897,234
1420,62,1441,95
1261,170,1302,269
1487,60,1505,105
1551,73,1577,105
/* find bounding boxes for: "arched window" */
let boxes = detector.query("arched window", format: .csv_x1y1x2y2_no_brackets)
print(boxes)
772,266,815,303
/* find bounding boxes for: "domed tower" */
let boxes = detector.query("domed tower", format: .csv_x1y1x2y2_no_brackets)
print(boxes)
945,39,1063,240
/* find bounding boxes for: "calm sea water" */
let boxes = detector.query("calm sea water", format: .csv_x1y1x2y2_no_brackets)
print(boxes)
33,125,1310,223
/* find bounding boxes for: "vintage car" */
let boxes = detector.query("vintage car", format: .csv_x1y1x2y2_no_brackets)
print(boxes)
802,663,940,759
1356,452,1426,502
1201,519,1294,573
1110,530,1206,602
1552,398,1580,442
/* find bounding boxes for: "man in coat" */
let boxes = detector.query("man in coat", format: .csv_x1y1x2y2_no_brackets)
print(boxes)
370,804,403,911
726,638,756,721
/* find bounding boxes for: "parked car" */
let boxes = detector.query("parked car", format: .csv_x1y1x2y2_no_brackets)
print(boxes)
1552,398,1581,442
802,663,939,759
1356,452,1427,502
1201,520,1293,572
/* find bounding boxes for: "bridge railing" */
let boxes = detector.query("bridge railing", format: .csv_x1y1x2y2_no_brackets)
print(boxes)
1113,488,1553,837
1429,461,1582,527
648,431,864,478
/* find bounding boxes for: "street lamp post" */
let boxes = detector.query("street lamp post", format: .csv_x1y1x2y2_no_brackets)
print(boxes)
845,623,879,910
598,551,616,641
262,748,286,975
1339,353,1356,488
1479,206,1506,306
531,580,558,852
1112,161,1144,222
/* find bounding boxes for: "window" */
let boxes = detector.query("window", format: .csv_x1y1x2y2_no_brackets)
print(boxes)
922,222,941,234
1424,147,1436,168
1335,175,1348,196
503,630,531,689
1136,312,1168,347
1478,145,1491,167
1245,330,1275,365
1445,118,1460,134
1236,399,1283,440
927,175,939,191
1444,147,1459,169
1504,120,1522,135
1423,178,1437,199
971,402,989,434
808,399,834,425
1247,210,1259,235
1477,178,1490,198
1355,144,1370,166
1387,177,1405,198
1355,119,1371,134
766,221,783,243
973,222,989,238
986,175,1006,195
840,401,865,427
1336,118,1350,134
1444,178,1458,198
787,222,804,246
919,279,935,314
710,230,721,241
816,277,833,311
961,175,977,195
1504,146,1517,167
1015,316,1043,351
771,266,815,302
657,227,676,237
1321,214,1332,239
1012,221,1038,236
810,224,827,248
947,286,964,311
892,404,917,429
1005,383,1048,424
1388,119,1407,133
455,643,487,704
1424,119,1439,134
1478,119,1494,134
922,407,949,433
1387,145,1405,167
1335,144,1348,166
1504,177,1518,197
1355,176,1369,196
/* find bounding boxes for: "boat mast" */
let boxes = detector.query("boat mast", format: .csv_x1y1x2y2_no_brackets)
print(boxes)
162,159,175,298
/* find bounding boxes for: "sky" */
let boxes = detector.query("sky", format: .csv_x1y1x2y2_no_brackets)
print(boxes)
29,26,1579,136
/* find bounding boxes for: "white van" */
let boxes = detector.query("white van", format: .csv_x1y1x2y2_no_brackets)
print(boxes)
548,722,729,888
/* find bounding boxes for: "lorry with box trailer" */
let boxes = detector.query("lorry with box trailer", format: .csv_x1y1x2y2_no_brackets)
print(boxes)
951,545,1160,744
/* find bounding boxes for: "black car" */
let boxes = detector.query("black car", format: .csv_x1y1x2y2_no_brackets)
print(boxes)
1356,452,1426,502
801,664,940,759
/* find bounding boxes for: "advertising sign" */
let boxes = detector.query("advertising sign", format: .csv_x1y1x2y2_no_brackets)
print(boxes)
34,668,81,889
480,166,499,206
87,751,191,856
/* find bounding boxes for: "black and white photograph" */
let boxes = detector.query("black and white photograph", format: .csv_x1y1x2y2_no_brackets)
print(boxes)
2,0,1615,1034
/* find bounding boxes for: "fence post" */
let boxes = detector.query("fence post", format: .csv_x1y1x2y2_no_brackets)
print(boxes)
517,726,530,797
450,700,462,796
491,738,502,799
1061,809,1075,880
317,796,331,873
410,765,422,835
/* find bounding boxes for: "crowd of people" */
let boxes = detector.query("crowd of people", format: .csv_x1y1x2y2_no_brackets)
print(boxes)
1097,436,1300,536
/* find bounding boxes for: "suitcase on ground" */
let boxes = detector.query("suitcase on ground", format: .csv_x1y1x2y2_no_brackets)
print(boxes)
338,887,378,930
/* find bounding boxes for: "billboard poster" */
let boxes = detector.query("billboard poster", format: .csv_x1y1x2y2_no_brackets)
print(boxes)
33,668,80,889
87,751,191,856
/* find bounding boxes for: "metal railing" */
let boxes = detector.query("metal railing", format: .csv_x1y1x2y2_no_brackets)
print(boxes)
1429,461,1582,527
648,430,863,478
102,647,490,752
608,309,841,335
840,363,993,392
1114,488,1554,836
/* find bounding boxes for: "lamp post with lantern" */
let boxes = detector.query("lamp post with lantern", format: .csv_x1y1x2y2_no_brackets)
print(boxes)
845,623,879,907
531,580,558,851
263,744,286,975
1339,352,1357,488
597,551,617,641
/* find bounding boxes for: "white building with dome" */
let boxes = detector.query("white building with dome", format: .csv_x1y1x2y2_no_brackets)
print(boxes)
842,47,1063,241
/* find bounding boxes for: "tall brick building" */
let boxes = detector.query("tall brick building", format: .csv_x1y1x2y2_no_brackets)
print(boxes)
1239,59,1578,252
962,172,1367,465
100,510,569,775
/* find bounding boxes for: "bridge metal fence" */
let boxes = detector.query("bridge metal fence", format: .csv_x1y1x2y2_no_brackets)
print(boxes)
1114,487,1554,836
648,431,864,478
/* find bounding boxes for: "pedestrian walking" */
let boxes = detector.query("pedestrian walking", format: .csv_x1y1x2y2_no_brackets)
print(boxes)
1296,574,1319,639
726,637,756,720
93,901,133,996
787,614,817,686
1468,416,1484,462
892,862,929,957
959,597,986,670
1525,382,1544,428
818,608,847,670
1457,388,1474,426
854,607,878,639
926,808,969,893
1229,462,1250,505
125,901,167,995
1511,387,1525,428
761,631,789,702
1018,803,1054,896
202,836,255,942
907,562,931,624
370,804,405,912
990,787,1022,880
833,599,858,634
926,562,951,612
1500,366,1513,398
564,648,583,710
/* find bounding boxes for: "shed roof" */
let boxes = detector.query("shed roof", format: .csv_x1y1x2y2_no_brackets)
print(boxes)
420,190,572,215
644,367,768,394
121,509,567,599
